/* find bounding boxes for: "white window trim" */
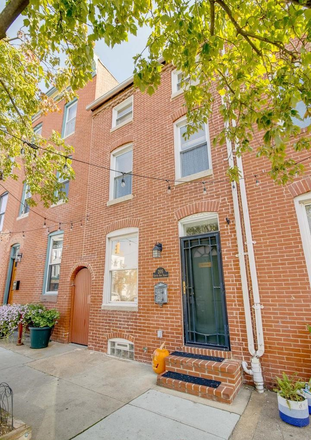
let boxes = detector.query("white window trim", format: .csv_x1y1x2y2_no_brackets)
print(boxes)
111,96,133,130
174,116,212,182
294,192,311,284
103,227,139,310
109,144,133,201
45,233,64,295
178,212,219,237
63,101,78,139
171,69,198,98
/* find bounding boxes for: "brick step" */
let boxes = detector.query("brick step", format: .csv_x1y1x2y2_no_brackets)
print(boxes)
166,353,242,385
180,346,232,359
157,371,237,404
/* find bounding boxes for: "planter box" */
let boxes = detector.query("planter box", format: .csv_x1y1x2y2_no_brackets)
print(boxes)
29,326,52,349
1,418,31,440
302,389,311,415
277,394,309,427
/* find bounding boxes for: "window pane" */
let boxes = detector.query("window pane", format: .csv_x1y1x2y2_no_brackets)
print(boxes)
115,150,132,173
111,269,137,302
34,125,42,135
292,101,311,129
0,213,4,231
306,204,311,234
116,103,132,125
114,174,132,198
47,264,61,292
64,119,76,137
181,143,209,177
185,218,219,236
67,102,77,121
110,235,137,270
0,193,8,215
50,237,63,264
180,125,206,151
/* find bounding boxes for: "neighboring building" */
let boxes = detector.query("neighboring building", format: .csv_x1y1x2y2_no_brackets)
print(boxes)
0,58,118,343
1,60,311,402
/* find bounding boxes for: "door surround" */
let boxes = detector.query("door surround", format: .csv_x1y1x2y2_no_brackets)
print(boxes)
3,244,20,304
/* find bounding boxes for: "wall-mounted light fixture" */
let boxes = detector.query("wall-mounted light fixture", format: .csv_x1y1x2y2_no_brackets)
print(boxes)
15,253,23,263
152,243,162,258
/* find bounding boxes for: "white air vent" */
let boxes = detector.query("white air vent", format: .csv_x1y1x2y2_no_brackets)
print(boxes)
108,338,134,360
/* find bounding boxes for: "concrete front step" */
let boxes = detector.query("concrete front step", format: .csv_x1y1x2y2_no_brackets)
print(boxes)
157,351,243,404
157,372,238,404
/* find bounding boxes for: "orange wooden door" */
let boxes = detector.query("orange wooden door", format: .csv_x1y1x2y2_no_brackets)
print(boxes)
8,261,17,304
71,268,91,345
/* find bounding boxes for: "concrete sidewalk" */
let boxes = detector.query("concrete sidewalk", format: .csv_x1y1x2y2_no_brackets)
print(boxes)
0,340,310,440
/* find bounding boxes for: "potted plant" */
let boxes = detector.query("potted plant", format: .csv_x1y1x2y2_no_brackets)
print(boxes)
274,373,309,427
0,304,28,340
24,303,60,349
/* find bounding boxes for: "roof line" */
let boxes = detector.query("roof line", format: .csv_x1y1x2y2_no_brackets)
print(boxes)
86,76,134,111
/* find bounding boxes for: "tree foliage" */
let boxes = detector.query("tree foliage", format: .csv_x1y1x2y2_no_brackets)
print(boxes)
1,0,311,207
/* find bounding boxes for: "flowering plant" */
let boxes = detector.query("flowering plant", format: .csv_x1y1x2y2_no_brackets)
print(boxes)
24,303,60,328
0,304,29,338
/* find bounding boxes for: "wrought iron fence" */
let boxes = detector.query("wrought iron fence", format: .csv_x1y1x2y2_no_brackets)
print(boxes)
0,382,13,435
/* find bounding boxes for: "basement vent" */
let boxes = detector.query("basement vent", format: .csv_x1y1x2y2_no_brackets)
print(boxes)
108,338,134,360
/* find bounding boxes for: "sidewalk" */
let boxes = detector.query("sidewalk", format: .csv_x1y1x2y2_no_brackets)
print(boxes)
0,339,310,440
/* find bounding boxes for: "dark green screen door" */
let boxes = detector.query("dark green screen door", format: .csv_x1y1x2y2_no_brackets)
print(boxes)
181,233,230,350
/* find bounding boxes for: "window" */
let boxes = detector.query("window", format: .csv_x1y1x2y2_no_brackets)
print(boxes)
108,338,134,360
55,173,70,202
174,117,211,180
19,183,31,216
179,213,219,237
43,232,64,294
295,192,311,284
110,145,133,200
103,228,138,307
292,101,311,129
112,96,133,128
172,70,190,95
0,192,8,231
62,100,77,138
33,123,43,136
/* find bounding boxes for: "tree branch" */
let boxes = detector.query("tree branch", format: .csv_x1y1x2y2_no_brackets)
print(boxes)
210,0,215,36
0,78,27,126
0,0,29,40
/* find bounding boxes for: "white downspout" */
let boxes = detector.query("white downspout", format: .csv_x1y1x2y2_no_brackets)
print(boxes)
224,120,264,393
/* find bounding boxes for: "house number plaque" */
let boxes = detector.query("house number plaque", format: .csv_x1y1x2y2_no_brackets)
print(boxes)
153,267,169,278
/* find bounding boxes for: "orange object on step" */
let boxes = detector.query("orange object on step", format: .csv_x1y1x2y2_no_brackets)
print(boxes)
152,342,169,374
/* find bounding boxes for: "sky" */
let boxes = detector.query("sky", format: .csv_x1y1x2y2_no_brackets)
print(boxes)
1,2,151,83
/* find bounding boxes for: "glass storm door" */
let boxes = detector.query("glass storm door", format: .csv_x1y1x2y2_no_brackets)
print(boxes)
181,233,230,350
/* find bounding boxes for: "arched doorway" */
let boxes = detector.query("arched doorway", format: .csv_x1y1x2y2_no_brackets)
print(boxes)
70,268,91,345
3,244,20,305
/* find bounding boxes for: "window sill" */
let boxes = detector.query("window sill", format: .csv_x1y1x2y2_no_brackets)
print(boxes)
101,303,138,312
107,194,133,206
16,213,29,221
110,119,133,133
50,200,66,208
171,90,184,99
175,169,213,185
41,294,58,303
62,131,75,140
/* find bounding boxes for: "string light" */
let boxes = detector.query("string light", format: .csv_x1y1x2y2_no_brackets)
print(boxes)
80,220,83,227
22,231,25,238
255,175,260,186
43,218,47,228
20,146,25,155
58,222,61,230
86,214,89,222
63,159,68,172
70,222,73,231
121,174,126,188
166,180,171,194
202,181,207,195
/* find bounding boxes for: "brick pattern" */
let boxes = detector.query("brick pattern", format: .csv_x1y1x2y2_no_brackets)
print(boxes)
287,176,311,197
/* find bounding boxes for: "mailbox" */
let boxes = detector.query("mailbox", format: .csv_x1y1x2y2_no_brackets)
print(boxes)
154,282,168,307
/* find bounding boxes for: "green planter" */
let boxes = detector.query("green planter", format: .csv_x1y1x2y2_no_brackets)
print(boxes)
29,326,52,349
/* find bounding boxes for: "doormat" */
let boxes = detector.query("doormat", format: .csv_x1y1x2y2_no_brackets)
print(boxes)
171,351,224,363
162,371,221,388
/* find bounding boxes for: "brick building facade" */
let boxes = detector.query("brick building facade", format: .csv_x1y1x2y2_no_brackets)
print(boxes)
1,60,311,397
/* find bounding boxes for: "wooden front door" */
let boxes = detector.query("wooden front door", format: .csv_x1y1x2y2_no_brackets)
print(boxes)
71,268,91,345
8,261,17,304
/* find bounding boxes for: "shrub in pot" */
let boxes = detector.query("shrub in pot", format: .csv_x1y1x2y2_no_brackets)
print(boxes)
274,373,309,427
24,304,60,349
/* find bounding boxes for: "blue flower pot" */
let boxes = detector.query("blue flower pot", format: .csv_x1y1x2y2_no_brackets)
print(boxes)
277,394,309,427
